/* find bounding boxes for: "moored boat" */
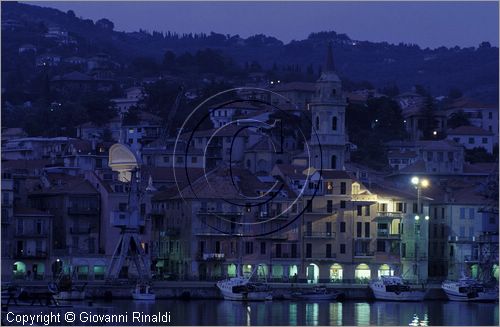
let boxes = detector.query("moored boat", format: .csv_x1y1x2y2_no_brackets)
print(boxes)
131,283,156,301
370,276,426,301
442,278,498,302
216,276,272,301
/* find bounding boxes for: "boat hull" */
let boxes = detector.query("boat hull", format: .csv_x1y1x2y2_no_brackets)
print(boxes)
370,286,425,301
53,291,86,301
442,287,498,302
132,293,156,301
219,288,272,301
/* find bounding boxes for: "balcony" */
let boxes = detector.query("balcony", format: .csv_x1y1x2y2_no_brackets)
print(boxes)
375,212,404,221
303,232,336,239
70,226,91,234
199,253,225,261
68,207,98,215
14,250,48,259
194,228,234,236
464,255,479,262
448,236,476,243
354,251,375,258
15,230,49,238
271,252,299,259
257,211,289,220
198,210,243,217
158,228,180,237
305,253,337,260
377,231,401,239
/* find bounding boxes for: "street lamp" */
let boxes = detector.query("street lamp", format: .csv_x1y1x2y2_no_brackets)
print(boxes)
411,176,429,283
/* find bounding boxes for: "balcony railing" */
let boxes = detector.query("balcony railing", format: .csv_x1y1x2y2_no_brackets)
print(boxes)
376,212,404,219
448,236,476,243
70,227,91,234
194,228,234,236
354,251,375,258
198,210,243,216
199,253,225,261
271,252,299,259
303,232,336,239
14,251,48,259
305,253,337,260
68,207,99,215
15,230,49,238
159,228,180,237
377,231,401,239
257,211,289,220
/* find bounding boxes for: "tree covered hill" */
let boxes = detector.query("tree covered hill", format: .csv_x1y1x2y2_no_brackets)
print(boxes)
2,1,498,102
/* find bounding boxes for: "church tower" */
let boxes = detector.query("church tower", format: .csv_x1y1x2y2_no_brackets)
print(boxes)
310,43,347,171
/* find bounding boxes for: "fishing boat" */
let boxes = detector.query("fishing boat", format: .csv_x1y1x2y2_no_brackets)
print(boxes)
216,265,272,301
131,282,156,301
291,286,342,301
50,273,87,301
369,276,426,301
216,276,272,301
442,277,498,302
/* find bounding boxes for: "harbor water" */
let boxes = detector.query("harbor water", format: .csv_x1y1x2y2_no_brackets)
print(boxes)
3,299,498,326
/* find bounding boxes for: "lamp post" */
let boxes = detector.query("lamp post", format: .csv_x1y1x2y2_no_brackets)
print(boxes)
411,177,429,283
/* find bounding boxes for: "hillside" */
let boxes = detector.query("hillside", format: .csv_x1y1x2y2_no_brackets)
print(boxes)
2,1,498,102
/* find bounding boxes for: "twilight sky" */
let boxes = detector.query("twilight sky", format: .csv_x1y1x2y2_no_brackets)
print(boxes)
27,1,499,48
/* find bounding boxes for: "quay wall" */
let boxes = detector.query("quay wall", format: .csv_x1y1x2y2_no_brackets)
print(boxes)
11,281,449,300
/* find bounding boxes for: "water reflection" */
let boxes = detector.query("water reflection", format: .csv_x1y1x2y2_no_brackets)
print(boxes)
32,299,498,326
305,303,319,325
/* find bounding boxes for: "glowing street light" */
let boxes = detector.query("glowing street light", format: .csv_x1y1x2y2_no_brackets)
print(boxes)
415,215,420,221
425,215,430,220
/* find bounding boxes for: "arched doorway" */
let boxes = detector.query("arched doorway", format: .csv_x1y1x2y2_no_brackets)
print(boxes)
257,264,268,280
307,263,319,284
330,263,343,282
355,263,371,283
13,261,26,279
272,265,283,280
227,263,237,277
289,265,298,282
493,264,499,281
470,264,479,279
378,264,394,278
243,264,253,278
32,263,45,280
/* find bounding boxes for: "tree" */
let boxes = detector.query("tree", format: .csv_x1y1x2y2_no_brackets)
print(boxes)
419,96,438,139
96,18,114,31
448,110,471,129
83,95,116,126
465,147,495,163
162,51,176,69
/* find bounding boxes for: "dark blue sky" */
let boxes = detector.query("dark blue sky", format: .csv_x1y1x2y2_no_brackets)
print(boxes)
28,1,498,48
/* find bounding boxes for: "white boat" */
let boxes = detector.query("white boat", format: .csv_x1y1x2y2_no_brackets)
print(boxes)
291,286,342,301
370,276,426,301
49,281,87,301
442,278,498,302
53,289,86,301
217,276,272,301
131,283,156,301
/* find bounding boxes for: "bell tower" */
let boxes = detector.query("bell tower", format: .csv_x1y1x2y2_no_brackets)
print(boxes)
310,43,347,170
